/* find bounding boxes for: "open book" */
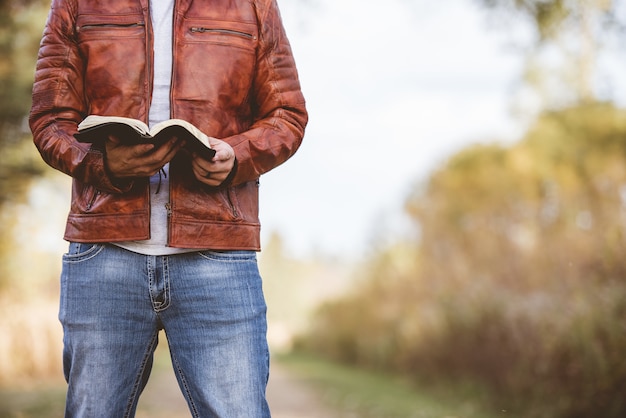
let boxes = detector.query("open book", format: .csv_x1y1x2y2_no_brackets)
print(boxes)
74,115,216,160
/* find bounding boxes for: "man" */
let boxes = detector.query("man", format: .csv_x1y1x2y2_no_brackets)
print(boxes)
29,0,307,416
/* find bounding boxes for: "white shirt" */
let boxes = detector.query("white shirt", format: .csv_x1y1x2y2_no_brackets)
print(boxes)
116,0,192,255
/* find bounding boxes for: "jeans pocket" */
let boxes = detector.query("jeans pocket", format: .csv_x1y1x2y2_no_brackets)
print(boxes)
196,250,257,262
63,242,105,263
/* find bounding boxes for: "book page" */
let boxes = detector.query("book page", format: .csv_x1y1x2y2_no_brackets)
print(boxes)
78,115,151,136
150,119,210,147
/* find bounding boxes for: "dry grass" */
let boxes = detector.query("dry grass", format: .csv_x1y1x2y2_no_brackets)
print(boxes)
0,296,63,386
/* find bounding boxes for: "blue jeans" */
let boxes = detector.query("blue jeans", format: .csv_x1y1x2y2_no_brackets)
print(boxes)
59,243,270,418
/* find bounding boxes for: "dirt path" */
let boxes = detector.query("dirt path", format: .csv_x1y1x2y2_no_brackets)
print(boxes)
136,357,340,418
266,362,340,418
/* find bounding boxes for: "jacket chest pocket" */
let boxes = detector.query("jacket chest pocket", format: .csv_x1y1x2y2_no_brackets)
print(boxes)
76,14,146,42
75,14,148,112
182,19,258,50
175,18,258,107
189,27,256,42
76,14,147,61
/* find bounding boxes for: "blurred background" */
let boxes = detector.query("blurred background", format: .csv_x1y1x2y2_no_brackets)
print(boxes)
2,0,626,417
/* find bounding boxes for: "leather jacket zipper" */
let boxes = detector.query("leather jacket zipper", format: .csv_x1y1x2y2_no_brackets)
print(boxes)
86,190,100,211
225,189,239,218
189,27,255,40
77,22,145,32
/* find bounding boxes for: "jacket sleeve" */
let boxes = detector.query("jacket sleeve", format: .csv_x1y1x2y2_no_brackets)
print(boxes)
225,0,308,186
29,0,133,194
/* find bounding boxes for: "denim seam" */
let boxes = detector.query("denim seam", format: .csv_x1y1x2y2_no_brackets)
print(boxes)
196,250,256,262
123,331,159,418
171,353,200,418
62,243,105,263
159,256,172,312
148,256,171,312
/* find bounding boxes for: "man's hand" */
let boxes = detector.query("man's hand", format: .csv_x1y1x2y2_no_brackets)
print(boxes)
104,135,185,179
191,137,236,187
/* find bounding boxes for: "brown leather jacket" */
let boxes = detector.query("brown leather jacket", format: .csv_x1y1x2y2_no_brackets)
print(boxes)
29,0,307,250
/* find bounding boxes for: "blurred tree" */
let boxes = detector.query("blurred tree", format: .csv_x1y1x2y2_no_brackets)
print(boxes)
0,0,50,291
0,0,49,203
407,102,626,286
302,102,626,417
404,102,626,417
475,0,624,107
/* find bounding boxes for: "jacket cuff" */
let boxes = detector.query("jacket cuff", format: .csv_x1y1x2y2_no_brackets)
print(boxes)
219,158,238,188
93,148,134,193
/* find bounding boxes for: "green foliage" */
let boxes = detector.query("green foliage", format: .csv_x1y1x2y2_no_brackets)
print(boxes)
0,0,49,203
0,386,66,418
298,103,626,418
0,0,47,135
